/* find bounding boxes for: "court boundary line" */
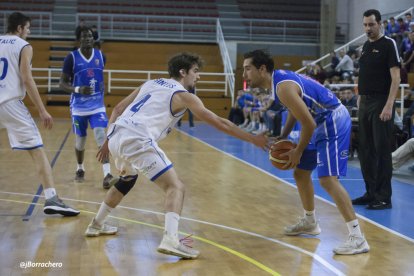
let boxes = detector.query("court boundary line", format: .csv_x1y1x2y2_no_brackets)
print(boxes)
0,191,345,276
0,197,281,276
175,128,414,244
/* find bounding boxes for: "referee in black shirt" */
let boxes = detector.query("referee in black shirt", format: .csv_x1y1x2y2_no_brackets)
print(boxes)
352,9,401,210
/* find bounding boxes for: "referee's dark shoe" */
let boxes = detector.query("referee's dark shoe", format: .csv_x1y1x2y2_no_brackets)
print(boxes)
352,195,372,205
366,200,392,210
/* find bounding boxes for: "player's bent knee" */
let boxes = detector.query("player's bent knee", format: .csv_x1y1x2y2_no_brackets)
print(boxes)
114,175,138,195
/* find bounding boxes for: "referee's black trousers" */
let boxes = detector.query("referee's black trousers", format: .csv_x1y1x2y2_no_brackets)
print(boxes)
358,95,394,203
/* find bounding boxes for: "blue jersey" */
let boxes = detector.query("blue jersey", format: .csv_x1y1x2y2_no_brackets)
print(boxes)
272,70,340,125
62,48,106,116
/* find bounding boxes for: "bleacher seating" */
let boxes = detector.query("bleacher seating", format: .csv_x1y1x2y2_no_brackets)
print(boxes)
0,0,55,12
237,0,320,21
77,0,219,18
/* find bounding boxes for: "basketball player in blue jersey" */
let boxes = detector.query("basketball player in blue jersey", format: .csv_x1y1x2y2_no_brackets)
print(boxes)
59,27,113,189
0,12,79,216
243,50,369,255
84,52,268,259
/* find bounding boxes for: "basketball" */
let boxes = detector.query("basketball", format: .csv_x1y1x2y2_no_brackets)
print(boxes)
269,139,296,170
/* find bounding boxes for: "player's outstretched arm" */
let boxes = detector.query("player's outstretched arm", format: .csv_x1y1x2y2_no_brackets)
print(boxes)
20,46,53,129
176,93,269,150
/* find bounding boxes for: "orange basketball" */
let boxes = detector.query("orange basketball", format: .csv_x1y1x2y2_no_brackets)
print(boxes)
269,140,296,170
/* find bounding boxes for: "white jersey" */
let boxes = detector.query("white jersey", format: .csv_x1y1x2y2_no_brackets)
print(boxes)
0,35,30,105
112,78,187,142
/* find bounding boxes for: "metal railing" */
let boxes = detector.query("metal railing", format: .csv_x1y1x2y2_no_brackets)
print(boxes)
32,68,230,96
216,20,235,105
328,83,410,118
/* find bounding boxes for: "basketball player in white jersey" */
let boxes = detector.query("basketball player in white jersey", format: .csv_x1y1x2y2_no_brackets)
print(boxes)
84,52,268,259
0,12,79,216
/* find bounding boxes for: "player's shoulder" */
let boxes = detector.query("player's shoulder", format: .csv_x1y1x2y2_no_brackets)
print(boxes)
274,69,298,82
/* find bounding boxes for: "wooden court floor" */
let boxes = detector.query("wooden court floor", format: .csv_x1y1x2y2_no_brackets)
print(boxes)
0,119,413,276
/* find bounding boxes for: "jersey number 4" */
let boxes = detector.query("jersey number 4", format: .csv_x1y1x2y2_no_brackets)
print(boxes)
130,94,151,113
0,57,8,81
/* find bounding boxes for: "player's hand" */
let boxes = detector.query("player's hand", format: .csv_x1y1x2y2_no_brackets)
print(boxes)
39,109,53,129
379,104,393,121
79,86,94,95
97,139,110,163
252,132,269,151
268,135,287,148
280,148,302,169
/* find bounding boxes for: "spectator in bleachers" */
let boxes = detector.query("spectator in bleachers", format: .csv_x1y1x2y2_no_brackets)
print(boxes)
243,88,262,132
401,31,414,72
335,50,355,81
238,90,255,128
264,100,284,136
341,88,357,109
399,31,413,58
382,20,390,36
392,138,414,172
351,49,360,76
409,22,414,33
397,18,407,39
403,90,414,137
75,19,85,41
308,63,326,84
326,51,340,79
228,90,247,125
387,17,401,45
329,51,339,71
253,90,278,134
404,12,413,25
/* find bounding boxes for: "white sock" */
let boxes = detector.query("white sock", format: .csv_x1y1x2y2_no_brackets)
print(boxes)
165,212,180,238
95,202,113,225
77,163,84,171
103,163,111,177
44,188,57,199
304,209,316,223
346,219,362,237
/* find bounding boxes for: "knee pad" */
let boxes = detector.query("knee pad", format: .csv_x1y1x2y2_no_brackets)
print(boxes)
114,174,138,196
75,136,87,151
93,127,107,147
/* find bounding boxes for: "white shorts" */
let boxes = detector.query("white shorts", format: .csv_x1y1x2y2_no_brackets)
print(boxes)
0,99,43,150
108,125,173,181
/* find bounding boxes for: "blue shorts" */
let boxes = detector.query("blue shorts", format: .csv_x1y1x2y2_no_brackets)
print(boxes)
72,112,108,137
298,105,351,177
297,148,318,171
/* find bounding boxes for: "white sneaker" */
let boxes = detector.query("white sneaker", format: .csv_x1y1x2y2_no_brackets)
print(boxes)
85,219,118,237
157,234,199,259
284,217,321,236
333,234,370,255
